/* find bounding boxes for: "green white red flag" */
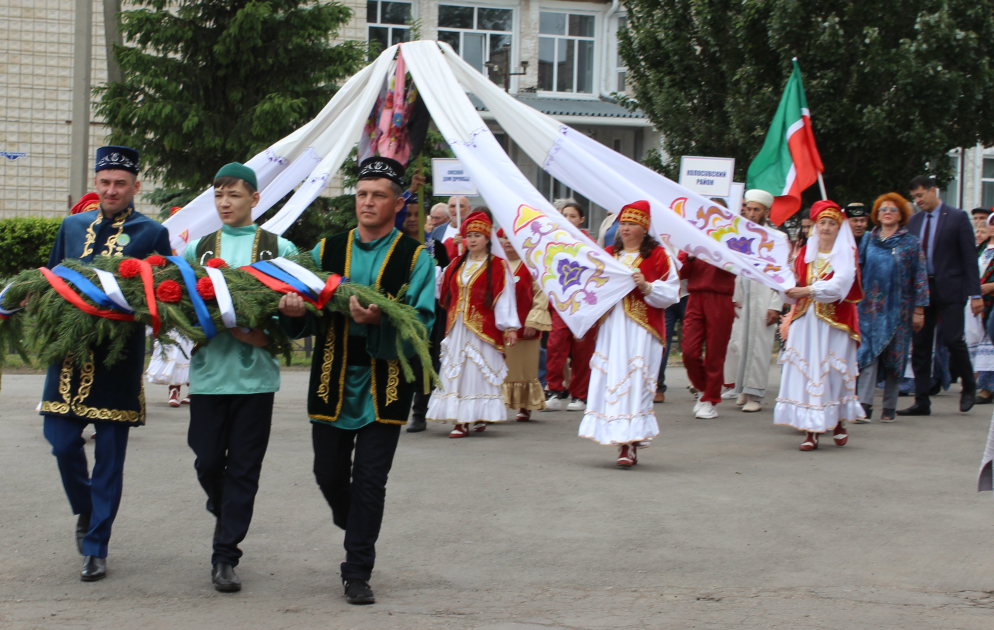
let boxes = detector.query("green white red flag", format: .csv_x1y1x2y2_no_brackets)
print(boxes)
747,59,824,225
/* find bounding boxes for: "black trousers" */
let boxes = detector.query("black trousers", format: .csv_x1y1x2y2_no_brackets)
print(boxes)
912,283,975,406
410,304,446,420
312,420,401,581
188,392,274,567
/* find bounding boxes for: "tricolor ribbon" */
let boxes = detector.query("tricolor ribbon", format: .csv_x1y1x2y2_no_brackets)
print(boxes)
204,266,237,329
93,269,134,312
240,259,343,309
50,265,131,312
166,256,217,339
39,267,135,322
0,283,24,320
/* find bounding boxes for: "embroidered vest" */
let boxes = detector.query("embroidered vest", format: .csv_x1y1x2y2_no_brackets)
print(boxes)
790,246,862,343
605,245,669,343
194,228,280,265
308,230,425,424
441,255,509,352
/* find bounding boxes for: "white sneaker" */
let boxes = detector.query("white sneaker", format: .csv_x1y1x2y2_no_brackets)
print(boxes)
693,400,704,415
741,400,761,413
695,401,719,419
721,387,737,399
736,393,747,406
566,398,586,411
544,391,566,411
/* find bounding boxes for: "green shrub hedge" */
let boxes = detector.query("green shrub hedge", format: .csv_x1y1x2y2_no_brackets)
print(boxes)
0,217,63,278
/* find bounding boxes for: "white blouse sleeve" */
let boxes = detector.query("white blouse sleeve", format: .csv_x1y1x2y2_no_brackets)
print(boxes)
809,262,854,303
494,261,521,331
643,253,681,309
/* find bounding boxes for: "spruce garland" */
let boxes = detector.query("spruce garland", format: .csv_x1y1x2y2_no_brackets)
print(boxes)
0,253,435,390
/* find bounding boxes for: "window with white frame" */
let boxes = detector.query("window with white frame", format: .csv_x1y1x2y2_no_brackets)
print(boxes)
614,15,627,94
538,11,596,94
982,157,994,208
367,1,411,56
437,5,514,88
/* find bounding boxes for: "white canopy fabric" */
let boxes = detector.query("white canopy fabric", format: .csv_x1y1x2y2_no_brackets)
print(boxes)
163,41,795,336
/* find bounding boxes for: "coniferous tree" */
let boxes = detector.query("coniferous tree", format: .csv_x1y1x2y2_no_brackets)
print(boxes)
95,0,365,197
619,0,994,207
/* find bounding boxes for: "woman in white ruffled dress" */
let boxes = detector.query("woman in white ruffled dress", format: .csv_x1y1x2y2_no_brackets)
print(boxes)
578,200,680,466
776,201,866,450
146,330,194,407
426,211,520,437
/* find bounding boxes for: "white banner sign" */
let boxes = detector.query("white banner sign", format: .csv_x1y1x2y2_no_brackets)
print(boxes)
679,156,735,198
432,158,478,195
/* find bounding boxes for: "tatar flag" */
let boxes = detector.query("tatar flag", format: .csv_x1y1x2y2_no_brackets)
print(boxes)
746,59,824,226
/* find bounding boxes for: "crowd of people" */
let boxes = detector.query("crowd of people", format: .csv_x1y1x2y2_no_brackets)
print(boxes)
29,144,991,605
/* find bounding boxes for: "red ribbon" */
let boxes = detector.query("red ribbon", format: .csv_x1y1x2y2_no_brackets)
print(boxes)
40,267,136,322
137,260,161,336
240,266,342,310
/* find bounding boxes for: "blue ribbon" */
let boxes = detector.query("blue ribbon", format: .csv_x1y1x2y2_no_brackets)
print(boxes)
250,261,317,300
51,265,126,311
166,256,217,339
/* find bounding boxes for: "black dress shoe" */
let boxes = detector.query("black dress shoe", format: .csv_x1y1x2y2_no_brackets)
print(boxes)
961,390,977,412
211,562,241,592
343,578,375,604
975,394,993,405
406,416,427,433
897,402,931,416
80,556,106,582
75,512,90,555
860,403,873,420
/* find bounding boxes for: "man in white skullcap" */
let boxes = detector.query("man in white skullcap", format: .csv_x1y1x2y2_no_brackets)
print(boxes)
722,189,784,412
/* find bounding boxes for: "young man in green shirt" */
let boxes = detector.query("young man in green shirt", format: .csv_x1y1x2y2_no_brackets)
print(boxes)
184,163,297,592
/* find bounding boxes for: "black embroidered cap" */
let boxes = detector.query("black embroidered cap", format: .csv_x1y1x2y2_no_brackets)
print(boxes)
357,156,405,188
844,203,867,218
95,145,140,175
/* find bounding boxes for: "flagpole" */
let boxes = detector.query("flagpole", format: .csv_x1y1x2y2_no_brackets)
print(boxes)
817,173,827,200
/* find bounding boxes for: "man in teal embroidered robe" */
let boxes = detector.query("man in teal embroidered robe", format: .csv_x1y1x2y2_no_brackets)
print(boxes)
279,156,434,604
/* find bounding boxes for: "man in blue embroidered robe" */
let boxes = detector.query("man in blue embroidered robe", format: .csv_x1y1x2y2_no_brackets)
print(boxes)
279,157,434,605
40,146,171,582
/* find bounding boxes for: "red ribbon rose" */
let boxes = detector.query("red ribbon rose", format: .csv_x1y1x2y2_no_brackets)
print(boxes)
146,254,167,267
118,259,142,278
155,279,182,303
196,276,216,300
205,258,228,269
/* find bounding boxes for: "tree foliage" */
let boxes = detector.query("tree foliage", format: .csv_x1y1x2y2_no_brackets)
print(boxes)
619,0,994,207
0,217,62,278
95,0,365,193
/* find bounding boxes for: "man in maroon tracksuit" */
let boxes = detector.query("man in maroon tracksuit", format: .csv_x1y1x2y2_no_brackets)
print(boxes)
678,252,736,418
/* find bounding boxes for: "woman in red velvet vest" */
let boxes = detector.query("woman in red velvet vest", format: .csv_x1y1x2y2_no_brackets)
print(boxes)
577,200,681,467
776,200,866,451
426,211,520,438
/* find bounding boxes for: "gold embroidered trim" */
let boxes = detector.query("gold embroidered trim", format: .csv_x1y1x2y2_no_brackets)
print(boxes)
450,257,504,351
41,352,144,423
385,360,399,405
792,256,860,343
319,238,326,263
317,324,335,403
375,232,403,289
409,245,426,275
309,413,338,422
95,207,133,258
81,213,103,258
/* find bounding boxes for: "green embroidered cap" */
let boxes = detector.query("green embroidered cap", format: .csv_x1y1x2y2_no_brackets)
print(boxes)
214,162,258,191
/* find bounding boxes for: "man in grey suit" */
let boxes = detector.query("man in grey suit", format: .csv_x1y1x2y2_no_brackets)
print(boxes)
899,175,984,416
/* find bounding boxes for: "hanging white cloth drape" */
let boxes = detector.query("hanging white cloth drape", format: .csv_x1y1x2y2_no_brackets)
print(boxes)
162,41,795,336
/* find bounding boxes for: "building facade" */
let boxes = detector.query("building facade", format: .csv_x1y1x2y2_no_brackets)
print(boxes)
2,0,651,236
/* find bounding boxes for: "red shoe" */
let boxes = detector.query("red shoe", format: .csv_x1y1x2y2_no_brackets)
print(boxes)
474,420,487,432
516,409,531,422
449,423,469,438
168,386,181,408
800,432,819,451
833,421,848,446
616,444,637,467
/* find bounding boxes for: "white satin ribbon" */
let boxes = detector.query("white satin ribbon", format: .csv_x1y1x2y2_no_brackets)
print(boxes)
92,269,134,312
0,283,24,316
205,266,238,329
269,257,325,296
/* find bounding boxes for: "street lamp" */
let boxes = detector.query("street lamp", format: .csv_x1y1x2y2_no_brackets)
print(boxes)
486,43,528,92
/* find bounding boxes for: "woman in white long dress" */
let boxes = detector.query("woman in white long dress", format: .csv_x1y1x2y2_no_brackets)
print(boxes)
146,330,194,407
578,200,680,467
776,200,866,450
426,211,520,437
